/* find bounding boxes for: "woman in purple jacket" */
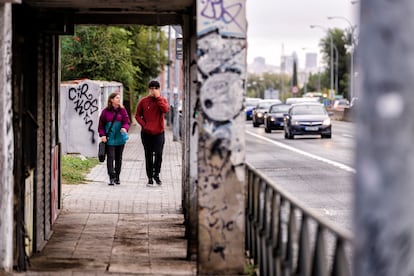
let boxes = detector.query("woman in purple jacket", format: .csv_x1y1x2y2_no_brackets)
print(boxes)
98,92,130,185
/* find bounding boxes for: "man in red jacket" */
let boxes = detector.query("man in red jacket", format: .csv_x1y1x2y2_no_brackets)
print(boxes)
135,80,169,186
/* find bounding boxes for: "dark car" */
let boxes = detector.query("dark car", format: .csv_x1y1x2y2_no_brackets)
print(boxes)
284,103,332,139
252,99,282,127
245,97,261,120
264,103,291,133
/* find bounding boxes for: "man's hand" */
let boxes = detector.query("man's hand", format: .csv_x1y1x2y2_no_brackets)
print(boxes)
152,89,160,98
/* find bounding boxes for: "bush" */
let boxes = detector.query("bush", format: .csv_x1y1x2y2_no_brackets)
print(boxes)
61,155,99,184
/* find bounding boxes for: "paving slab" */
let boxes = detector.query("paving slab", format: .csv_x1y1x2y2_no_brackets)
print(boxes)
15,123,197,276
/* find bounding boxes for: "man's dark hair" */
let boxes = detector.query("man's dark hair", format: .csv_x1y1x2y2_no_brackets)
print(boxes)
148,80,160,88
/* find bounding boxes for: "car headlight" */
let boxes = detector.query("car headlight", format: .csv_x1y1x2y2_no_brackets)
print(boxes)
270,117,275,122
292,120,300,125
323,118,331,126
257,113,263,118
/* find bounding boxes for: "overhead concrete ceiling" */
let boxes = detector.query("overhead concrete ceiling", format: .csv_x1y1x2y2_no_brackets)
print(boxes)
21,0,194,25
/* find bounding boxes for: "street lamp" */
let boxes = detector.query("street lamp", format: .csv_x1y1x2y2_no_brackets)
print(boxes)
310,24,338,98
328,16,357,100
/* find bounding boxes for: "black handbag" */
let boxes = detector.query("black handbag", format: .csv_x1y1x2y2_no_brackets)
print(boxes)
98,109,120,162
98,141,106,162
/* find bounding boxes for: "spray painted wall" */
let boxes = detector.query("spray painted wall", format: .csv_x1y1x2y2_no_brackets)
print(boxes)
196,0,247,273
60,79,122,157
0,3,14,271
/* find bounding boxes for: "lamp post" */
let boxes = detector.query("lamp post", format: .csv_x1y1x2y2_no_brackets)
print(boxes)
301,47,308,95
328,16,357,100
310,25,337,99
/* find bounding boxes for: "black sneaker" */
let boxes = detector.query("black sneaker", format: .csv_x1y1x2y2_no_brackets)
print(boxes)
154,176,162,185
146,178,153,187
115,179,120,185
108,178,115,185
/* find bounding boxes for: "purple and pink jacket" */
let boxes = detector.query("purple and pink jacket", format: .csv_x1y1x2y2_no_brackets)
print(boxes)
98,107,130,146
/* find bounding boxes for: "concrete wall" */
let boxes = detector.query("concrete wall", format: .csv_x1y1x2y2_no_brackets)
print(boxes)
60,79,122,157
0,3,14,272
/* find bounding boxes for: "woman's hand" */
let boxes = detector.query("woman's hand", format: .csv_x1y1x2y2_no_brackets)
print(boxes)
101,136,107,143
120,128,127,133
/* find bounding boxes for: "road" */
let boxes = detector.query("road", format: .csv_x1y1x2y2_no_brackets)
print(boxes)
245,120,355,231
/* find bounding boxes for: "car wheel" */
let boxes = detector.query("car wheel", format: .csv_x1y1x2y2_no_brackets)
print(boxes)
265,127,271,133
322,134,332,139
285,129,293,139
253,120,259,127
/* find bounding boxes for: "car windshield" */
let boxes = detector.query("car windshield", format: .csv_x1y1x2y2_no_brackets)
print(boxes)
246,98,261,107
270,105,290,113
257,100,280,109
291,105,326,115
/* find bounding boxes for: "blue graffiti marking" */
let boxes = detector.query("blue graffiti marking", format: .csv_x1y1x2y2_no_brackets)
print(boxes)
200,0,244,32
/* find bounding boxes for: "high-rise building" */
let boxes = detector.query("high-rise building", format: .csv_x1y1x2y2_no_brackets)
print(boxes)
305,52,317,72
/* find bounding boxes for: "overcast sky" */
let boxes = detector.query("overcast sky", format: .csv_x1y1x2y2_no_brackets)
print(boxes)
246,0,359,68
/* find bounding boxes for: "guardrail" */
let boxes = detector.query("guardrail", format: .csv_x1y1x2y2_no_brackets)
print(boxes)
245,162,353,275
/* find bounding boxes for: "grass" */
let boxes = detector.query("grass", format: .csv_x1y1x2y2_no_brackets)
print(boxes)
245,259,258,276
61,154,100,184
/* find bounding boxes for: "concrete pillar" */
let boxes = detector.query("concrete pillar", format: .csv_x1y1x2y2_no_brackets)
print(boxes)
0,2,15,272
196,1,247,274
355,1,414,275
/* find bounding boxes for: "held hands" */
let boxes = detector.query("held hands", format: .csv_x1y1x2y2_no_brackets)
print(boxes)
101,136,107,143
150,88,160,98
120,128,127,133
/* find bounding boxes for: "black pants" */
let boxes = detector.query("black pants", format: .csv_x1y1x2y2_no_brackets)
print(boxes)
106,144,125,180
141,132,165,179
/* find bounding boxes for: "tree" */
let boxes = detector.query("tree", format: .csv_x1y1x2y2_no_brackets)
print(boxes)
61,26,135,87
291,58,298,95
246,73,290,99
61,25,169,109
319,28,350,99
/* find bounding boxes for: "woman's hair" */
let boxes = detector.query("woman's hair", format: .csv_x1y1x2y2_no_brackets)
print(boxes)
106,92,124,109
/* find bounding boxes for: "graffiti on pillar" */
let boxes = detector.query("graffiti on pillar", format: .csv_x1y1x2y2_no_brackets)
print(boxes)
197,0,247,264
5,17,14,190
198,0,246,37
68,83,99,143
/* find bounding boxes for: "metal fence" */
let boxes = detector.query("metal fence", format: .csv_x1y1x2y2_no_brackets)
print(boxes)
245,162,353,276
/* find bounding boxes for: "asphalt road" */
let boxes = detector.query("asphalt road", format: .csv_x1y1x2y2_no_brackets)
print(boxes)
245,120,355,231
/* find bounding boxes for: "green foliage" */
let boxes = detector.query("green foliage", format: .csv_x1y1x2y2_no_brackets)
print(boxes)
247,73,290,99
61,155,99,184
245,261,257,276
319,28,350,98
125,26,168,107
60,25,169,109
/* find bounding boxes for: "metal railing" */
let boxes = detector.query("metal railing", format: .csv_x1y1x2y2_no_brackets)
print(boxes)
245,162,353,276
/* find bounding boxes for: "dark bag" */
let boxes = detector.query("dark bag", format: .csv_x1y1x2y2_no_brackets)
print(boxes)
98,141,106,162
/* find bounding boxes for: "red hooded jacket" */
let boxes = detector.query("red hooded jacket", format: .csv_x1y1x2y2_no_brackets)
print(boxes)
135,95,169,135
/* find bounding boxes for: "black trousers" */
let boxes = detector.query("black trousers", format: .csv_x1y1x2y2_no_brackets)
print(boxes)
141,132,165,179
106,144,125,180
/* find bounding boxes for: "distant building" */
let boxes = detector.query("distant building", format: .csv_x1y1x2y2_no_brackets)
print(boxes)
248,56,280,75
281,54,294,74
305,52,318,72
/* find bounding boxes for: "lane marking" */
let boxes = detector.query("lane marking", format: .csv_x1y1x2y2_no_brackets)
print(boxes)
246,130,356,173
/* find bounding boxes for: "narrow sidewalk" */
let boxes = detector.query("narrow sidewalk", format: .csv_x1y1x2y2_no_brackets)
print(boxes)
19,122,196,275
